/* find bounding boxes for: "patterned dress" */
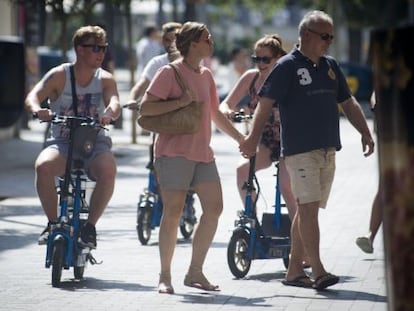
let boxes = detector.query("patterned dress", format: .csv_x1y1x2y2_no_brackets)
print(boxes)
248,72,281,161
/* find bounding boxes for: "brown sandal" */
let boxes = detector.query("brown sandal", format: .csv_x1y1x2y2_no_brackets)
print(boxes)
158,272,174,294
184,269,220,291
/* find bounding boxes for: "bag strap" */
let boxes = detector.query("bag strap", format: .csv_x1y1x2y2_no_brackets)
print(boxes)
69,64,78,116
169,63,188,94
248,71,260,96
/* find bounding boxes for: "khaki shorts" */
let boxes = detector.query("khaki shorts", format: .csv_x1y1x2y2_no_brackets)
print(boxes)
285,148,336,208
154,156,220,190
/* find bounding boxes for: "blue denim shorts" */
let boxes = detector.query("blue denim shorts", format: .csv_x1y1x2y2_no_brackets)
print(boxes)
45,136,112,179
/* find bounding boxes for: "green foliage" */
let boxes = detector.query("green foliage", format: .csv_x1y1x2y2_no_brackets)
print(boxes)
297,0,410,28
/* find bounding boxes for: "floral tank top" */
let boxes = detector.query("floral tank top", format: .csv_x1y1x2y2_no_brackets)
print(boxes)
248,72,281,161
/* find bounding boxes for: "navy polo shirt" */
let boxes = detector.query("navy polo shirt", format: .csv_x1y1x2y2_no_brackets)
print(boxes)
259,47,351,156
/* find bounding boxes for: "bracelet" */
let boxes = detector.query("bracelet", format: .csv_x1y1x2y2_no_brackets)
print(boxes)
127,99,137,104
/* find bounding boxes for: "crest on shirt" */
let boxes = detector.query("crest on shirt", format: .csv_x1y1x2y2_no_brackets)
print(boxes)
327,67,336,80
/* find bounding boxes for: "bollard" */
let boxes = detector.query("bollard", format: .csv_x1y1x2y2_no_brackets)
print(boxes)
370,25,414,311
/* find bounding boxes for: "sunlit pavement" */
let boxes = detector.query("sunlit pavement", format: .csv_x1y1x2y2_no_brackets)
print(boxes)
0,69,385,311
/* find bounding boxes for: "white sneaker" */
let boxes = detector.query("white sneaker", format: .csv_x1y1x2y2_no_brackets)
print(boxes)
356,236,373,253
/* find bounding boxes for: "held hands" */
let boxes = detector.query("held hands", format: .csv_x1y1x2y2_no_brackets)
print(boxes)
239,135,257,158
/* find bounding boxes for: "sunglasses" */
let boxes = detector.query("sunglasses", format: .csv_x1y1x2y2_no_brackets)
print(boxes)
307,28,334,41
81,44,108,53
251,55,272,64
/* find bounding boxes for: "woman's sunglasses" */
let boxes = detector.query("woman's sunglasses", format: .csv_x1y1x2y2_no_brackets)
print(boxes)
81,44,108,53
251,55,272,64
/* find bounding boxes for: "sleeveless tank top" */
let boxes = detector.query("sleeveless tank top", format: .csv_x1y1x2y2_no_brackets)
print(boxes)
48,63,105,141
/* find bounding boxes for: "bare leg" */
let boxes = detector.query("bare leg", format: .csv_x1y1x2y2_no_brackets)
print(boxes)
88,152,117,225
34,148,65,222
279,158,311,267
236,143,272,201
356,191,382,253
368,192,382,243
158,189,187,293
286,201,327,281
279,158,297,220
184,180,223,290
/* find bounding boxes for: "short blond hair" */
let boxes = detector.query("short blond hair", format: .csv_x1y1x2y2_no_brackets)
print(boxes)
72,25,107,47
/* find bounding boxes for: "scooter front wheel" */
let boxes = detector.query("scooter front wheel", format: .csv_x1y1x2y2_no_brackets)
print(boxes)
51,239,65,287
227,228,251,278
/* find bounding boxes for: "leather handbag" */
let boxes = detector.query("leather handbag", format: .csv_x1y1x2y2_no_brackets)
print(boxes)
137,64,202,135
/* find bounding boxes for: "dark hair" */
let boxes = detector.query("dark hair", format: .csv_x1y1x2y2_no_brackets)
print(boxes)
254,34,286,58
143,25,158,37
175,22,207,57
230,47,244,59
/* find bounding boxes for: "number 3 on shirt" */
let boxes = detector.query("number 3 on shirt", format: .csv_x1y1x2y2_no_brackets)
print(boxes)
297,68,312,85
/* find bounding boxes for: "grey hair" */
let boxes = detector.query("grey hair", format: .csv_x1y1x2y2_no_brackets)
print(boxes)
298,10,333,37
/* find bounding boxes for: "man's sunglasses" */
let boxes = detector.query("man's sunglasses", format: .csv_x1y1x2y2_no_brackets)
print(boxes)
251,55,272,64
81,44,108,53
307,28,334,41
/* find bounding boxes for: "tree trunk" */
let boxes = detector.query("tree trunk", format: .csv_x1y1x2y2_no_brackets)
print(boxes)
123,0,137,143
184,1,196,21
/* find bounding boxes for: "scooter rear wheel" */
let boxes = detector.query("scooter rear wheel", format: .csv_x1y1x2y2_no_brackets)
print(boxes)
180,220,194,239
227,228,251,278
137,206,152,245
74,265,85,280
180,206,196,239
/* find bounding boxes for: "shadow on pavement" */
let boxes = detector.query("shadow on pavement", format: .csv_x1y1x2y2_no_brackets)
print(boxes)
56,277,154,292
180,291,274,308
0,204,42,252
0,229,38,252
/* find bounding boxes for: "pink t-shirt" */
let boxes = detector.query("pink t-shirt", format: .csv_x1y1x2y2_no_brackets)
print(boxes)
146,62,219,162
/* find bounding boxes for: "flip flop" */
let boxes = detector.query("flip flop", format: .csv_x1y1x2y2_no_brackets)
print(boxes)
281,275,314,288
312,273,339,290
184,271,220,292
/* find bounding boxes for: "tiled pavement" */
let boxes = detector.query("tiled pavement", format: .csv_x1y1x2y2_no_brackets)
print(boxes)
0,69,385,311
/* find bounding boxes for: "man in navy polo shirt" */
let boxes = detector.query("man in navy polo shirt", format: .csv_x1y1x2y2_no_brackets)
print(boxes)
240,10,374,290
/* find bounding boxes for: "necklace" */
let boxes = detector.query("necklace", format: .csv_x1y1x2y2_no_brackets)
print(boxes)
183,60,201,73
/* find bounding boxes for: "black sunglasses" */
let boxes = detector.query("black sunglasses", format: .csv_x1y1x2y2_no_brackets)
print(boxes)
251,55,272,64
307,28,334,41
81,44,108,53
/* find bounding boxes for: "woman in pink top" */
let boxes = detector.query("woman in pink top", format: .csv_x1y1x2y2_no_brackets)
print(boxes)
140,22,244,294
